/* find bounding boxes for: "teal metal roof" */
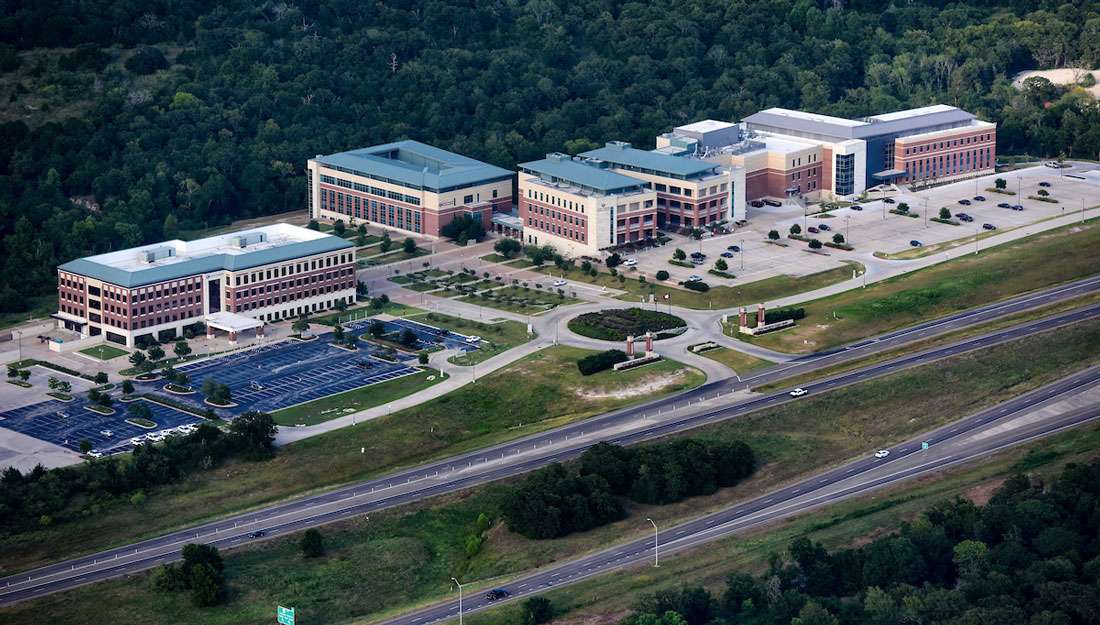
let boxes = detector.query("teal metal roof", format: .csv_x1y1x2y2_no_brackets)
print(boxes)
58,237,354,288
313,140,514,193
519,154,646,195
580,143,718,179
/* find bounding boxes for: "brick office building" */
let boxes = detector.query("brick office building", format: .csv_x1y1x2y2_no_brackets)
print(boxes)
55,224,355,347
307,140,514,238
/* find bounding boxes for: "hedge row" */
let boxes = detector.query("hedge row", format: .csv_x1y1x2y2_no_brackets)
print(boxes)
577,349,630,376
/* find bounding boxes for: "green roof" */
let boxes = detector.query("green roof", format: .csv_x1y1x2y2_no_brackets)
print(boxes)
58,237,353,288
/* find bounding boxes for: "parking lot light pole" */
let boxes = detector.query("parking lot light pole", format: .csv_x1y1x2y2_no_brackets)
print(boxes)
647,517,659,567
740,239,744,270
451,577,464,625
845,216,850,245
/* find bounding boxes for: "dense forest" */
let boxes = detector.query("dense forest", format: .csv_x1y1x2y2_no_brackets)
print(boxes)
622,460,1100,625
2,0,1100,312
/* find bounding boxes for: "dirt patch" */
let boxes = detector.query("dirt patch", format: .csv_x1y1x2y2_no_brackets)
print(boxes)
843,524,900,549
554,610,632,625
963,477,1007,507
571,370,687,400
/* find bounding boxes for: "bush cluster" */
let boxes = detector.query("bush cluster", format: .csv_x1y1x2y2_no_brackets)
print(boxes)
502,463,624,539
151,543,227,607
569,308,686,342
576,349,630,375
684,280,710,292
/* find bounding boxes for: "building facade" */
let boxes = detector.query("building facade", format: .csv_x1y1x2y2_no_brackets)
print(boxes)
518,153,658,257
55,224,355,347
307,140,514,238
658,105,995,202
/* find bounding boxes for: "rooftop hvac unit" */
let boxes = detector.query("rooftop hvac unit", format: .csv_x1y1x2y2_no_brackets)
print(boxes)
229,233,267,248
138,247,175,263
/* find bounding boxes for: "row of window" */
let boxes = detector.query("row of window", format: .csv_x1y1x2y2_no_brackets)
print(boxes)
231,269,352,301
233,281,354,313
321,189,423,234
526,188,586,214
232,253,351,287
527,217,587,242
528,203,587,228
904,133,992,155
906,147,992,181
790,167,820,182
320,174,422,206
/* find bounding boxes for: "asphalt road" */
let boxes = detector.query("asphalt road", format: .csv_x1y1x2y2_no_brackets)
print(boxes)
2,277,1099,606
378,363,1100,625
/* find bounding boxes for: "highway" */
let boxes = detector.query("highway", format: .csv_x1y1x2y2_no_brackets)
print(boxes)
378,363,1100,625
1,277,1099,606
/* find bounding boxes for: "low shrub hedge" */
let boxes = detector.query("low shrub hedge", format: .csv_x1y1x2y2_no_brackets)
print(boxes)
576,349,630,375
684,280,710,292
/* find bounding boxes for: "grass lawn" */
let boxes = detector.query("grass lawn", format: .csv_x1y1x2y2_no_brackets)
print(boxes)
459,286,583,315
479,253,511,263
78,345,129,360
697,347,774,374
11,321,1100,625
355,244,383,257
0,346,704,575
505,259,535,268
741,218,1100,354
403,282,438,292
271,368,447,427
367,247,431,265
0,294,56,331
405,311,534,366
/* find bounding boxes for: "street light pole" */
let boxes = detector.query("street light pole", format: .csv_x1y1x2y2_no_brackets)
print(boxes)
845,216,850,245
740,238,744,270
452,577,464,625
647,517,659,567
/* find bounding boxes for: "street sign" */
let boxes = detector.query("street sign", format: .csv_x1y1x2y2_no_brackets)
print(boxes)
278,606,295,625
921,442,929,450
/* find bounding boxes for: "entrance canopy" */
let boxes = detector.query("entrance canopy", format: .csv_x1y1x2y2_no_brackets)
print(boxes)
872,168,906,180
205,311,263,333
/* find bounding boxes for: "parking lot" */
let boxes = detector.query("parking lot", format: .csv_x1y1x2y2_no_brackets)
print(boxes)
622,163,1100,286
0,397,202,455
346,318,483,352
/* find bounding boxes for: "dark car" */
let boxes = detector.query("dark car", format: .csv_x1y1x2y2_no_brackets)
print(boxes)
910,240,922,247
973,195,986,201
720,252,734,258
957,199,971,205
1011,205,1024,211
354,360,373,370
850,205,863,211
248,530,266,538
818,224,831,231
727,245,741,252
485,589,511,601
690,251,705,259
764,199,782,207
1038,181,1051,187
750,200,765,208
982,223,996,230
883,198,896,204
997,202,1011,208
436,328,449,335
958,214,974,222
807,227,819,233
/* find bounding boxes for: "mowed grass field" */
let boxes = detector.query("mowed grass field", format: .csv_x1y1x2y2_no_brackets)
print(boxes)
697,347,774,374
270,368,447,427
7,318,1100,625
742,219,1100,353
0,346,705,575
401,311,533,366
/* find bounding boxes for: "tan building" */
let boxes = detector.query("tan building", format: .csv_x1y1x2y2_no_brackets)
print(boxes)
308,140,514,238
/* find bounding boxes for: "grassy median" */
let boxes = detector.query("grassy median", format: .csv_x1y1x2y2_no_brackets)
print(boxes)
6,318,1099,625
740,218,1100,354
0,346,705,575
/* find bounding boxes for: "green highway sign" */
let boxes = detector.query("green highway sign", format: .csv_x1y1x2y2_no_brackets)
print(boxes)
277,606,295,625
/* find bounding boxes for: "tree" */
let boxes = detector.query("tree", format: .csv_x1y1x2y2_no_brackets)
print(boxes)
78,439,93,453
403,237,416,254
606,253,622,268
200,378,217,398
333,324,345,342
333,219,345,235
213,384,232,405
400,329,418,347
441,215,485,242
121,379,134,395
357,281,369,298
380,232,393,252
228,411,277,460
369,320,386,338
345,335,359,349
174,341,192,359
300,528,325,558
57,380,71,394
656,270,670,280
147,345,165,362
768,229,780,240
189,563,227,607
292,315,310,335
94,371,108,385
939,207,951,220
832,233,845,244
128,402,153,420
418,352,429,365
995,178,1007,190
48,376,59,390
672,248,686,261
789,224,802,235
715,258,728,271
897,202,910,212
98,393,114,409
129,350,147,368
521,597,554,625
494,237,522,258
809,239,823,250
356,232,367,247
306,220,320,231
19,369,30,383
176,372,190,387
6,364,17,379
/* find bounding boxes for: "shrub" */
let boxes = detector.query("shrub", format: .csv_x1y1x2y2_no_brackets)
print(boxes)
684,280,710,292
300,528,325,558
522,597,554,625
656,270,670,280
577,349,630,376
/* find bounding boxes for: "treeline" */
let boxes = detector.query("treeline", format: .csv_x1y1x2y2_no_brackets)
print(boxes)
3,1,1100,311
0,412,277,533
621,460,1100,625
503,440,754,539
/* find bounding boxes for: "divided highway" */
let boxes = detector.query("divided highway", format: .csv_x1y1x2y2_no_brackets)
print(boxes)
2,278,1099,607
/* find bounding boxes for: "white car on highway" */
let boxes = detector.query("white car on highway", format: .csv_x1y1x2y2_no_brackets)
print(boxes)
874,450,890,459
789,388,807,397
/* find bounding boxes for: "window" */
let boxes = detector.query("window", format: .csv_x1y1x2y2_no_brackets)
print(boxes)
464,194,474,204
835,153,855,196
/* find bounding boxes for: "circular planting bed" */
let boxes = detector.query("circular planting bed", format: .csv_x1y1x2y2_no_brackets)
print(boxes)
568,308,687,342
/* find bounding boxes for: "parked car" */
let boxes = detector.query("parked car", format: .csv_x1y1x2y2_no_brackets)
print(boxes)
957,199,971,205
807,227,819,233
818,224,831,231
874,450,890,459
910,240,922,247
87,450,104,459
687,275,703,282
1038,181,1051,187
850,205,863,211
982,223,996,230
129,437,143,446
958,214,973,222
1044,161,1060,168
750,200,765,208
146,432,164,442
789,388,807,397
883,198,896,204
485,589,511,601
689,251,704,258
624,258,638,266
997,202,1011,208
727,245,741,252
99,429,114,438
720,252,733,258
973,195,986,201
1011,205,1024,211
763,199,782,207
553,279,567,287
465,335,481,343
